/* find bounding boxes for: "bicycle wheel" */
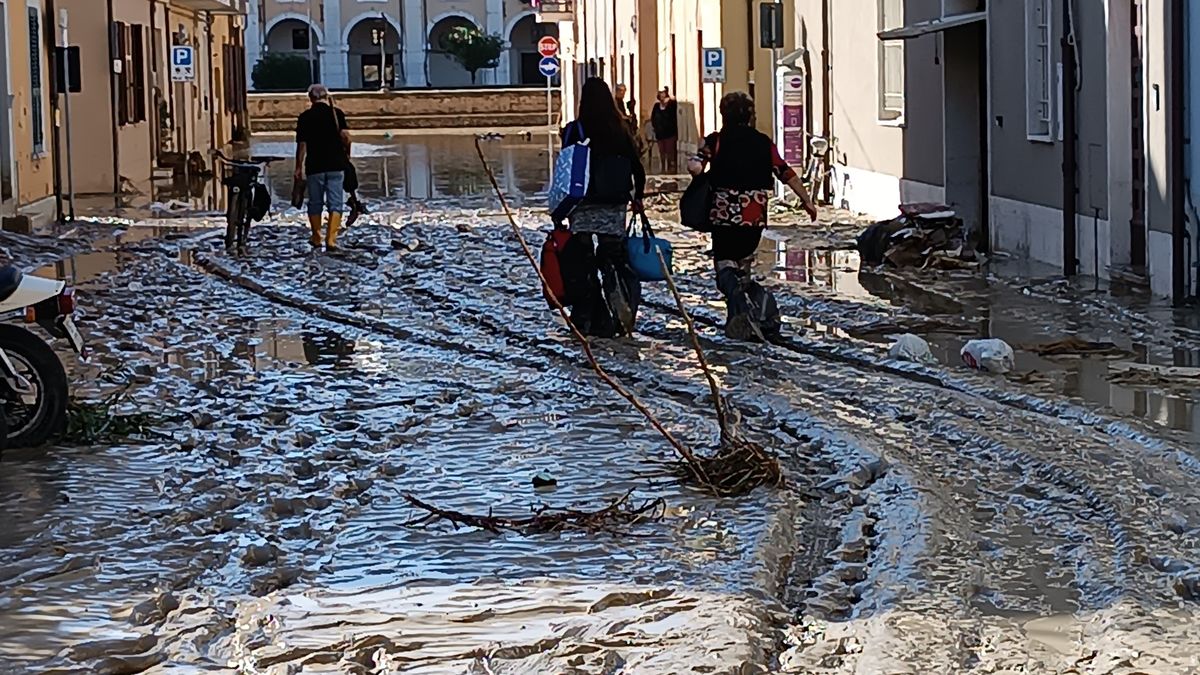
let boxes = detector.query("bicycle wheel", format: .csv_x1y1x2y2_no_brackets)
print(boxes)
225,188,243,250
237,192,253,250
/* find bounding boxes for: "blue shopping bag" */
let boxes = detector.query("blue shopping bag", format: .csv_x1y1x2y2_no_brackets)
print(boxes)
549,123,590,222
626,213,672,282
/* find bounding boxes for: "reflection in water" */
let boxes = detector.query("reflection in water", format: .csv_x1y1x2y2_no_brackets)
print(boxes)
253,134,549,201
765,237,1200,441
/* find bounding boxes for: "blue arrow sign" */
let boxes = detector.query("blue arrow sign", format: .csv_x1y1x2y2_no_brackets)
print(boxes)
538,56,560,79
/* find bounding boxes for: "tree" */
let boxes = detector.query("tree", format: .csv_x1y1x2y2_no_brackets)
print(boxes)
251,53,314,92
440,27,504,84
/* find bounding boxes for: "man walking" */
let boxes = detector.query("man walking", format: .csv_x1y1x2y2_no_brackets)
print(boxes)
294,84,351,251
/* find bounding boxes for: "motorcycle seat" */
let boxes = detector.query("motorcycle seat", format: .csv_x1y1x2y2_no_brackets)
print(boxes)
0,266,22,304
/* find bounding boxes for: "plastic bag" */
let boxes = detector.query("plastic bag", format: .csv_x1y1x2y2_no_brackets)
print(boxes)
960,338,1015,374
888,334,935,364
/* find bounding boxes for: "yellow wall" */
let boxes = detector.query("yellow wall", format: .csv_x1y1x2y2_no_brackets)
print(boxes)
6,0,56,210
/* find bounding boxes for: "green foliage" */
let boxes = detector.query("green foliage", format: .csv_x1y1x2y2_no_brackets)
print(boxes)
440,27,505,84
251,52,314,92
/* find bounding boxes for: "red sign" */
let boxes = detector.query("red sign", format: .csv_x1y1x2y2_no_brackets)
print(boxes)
537,36,560,57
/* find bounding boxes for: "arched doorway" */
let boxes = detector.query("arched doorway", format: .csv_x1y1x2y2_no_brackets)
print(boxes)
346,16,402,89
507,15,558,85
263,18,320,86
427,16,479,87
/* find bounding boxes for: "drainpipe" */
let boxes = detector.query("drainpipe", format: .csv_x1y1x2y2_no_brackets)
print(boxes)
206,12,216,153
1171,0,1186,303
149,0,157,167
106,0,121,199
821,0,833,203
1061,0,1078,276
45,0,63,223
745,0,755,101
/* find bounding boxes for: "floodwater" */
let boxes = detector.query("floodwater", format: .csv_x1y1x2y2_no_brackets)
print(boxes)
0,189,1199,671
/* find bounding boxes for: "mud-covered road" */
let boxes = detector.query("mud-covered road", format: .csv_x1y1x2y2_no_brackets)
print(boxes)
1,194,1199,673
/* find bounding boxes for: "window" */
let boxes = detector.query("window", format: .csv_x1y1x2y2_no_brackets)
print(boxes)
131,25,146,124
1025,0,1053,140
292,28,310,51
28,7,45,154
878,0,904,122
223,44,248,113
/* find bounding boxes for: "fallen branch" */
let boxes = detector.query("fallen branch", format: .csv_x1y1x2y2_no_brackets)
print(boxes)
400,489,665,535
474,137,782,496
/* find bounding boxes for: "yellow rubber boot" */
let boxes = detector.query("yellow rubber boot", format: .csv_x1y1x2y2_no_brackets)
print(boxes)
307,214,323,248
326,212,343,250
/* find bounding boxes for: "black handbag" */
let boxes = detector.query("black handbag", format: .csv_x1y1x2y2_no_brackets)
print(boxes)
679,134,719,232
680,172,713,232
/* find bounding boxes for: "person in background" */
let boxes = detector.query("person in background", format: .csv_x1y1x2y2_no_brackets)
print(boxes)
650,87,679,174
294,84,350,252
613,83,645,159
687,91,819,341
558,78,647,338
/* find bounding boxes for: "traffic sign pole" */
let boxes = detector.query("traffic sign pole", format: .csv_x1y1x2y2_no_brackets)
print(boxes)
537,41,560,188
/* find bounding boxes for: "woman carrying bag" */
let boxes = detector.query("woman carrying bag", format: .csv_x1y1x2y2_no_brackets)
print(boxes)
557,78,647,338
687,92,819,342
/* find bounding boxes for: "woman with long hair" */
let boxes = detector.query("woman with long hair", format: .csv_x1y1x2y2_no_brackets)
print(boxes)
688,91,819,341
557,78,647,337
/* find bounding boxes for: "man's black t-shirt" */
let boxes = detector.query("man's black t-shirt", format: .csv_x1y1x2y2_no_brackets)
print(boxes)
296,102,349,175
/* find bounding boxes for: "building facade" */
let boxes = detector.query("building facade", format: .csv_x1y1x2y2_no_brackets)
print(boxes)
0,0,58,227
245,0,560,89
788,0,1199,302
54,0,249,198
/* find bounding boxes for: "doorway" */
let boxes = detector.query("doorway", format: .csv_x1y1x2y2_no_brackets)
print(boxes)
943,22,989,250
0,2,13,210
361,54,395,89
1130,0,1147,270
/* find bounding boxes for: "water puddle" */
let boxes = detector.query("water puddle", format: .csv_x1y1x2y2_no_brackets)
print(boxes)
765,237,1200,442
252,134,549,203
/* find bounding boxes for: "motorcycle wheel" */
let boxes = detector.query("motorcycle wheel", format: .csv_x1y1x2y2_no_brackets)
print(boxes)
0,324,68,448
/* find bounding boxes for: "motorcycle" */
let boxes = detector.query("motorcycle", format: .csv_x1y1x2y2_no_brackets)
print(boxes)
0,265,86,450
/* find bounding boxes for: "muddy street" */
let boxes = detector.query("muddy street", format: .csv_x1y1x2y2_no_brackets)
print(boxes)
0,193,1199,673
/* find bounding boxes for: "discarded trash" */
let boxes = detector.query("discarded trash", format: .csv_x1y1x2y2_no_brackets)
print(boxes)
532,472,558,489
888,334,936,364
961,339,1015,374
1022,336,1127,358
856,203,976,269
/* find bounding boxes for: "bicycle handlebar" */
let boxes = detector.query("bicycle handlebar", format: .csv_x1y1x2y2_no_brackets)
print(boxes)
211,149,285,166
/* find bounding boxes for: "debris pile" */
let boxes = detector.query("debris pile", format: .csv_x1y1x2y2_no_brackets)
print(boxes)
856,203,978,269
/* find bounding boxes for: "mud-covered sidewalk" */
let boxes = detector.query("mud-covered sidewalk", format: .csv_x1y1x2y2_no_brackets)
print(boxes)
0,197,1198,673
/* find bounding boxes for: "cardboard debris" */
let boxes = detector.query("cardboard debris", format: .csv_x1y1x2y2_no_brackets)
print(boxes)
1022,337,1129,358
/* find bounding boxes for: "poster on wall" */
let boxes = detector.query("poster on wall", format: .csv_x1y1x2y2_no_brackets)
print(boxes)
775,69,805,198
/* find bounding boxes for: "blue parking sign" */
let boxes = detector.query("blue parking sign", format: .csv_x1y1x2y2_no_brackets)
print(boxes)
703,48,725,83
171,45,194,81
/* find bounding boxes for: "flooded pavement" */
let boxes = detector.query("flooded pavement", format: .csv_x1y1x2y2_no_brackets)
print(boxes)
0,190,1199,672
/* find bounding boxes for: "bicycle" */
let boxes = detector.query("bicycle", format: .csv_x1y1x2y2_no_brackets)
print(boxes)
212,150,284,251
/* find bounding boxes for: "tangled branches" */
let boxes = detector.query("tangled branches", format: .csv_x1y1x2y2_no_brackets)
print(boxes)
401,489,665,535
474,137,783,497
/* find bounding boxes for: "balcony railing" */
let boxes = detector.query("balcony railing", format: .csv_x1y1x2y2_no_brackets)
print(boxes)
532,0,574,22
172,0,246,15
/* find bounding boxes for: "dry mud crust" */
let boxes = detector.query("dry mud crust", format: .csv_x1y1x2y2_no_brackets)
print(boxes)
215,580,782,674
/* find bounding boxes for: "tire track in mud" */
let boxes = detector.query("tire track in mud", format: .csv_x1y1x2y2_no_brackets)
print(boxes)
182,217,1200,670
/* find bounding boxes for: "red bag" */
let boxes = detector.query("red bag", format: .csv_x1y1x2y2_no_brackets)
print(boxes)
540,229,573,307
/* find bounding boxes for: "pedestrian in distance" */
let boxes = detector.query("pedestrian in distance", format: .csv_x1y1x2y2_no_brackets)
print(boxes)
294,84,351,252
558,77,647,338
650,87,679,174
687,91,819,342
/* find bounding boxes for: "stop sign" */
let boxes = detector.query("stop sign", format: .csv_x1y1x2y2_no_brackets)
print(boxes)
537,36,559,57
